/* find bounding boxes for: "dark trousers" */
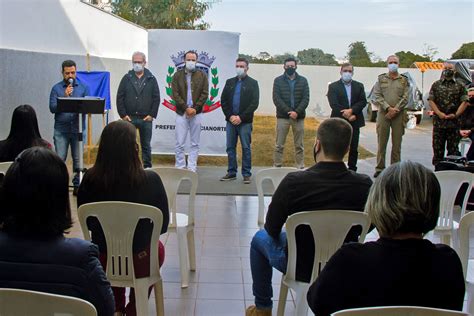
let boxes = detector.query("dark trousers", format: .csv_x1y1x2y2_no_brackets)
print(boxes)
131,117,153,169
99,241,165,316
467,133,474,161
348,127,360,171
432,127,461,166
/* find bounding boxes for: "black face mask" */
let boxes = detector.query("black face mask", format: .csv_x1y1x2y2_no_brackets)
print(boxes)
443,69,454,78
285,68,296,76
470,97,474,105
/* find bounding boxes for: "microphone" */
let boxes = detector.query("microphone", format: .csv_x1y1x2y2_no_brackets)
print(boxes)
68,78,74,96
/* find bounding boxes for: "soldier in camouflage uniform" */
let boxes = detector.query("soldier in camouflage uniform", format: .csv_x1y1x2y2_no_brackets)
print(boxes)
428,62,469,166
373,55,409,177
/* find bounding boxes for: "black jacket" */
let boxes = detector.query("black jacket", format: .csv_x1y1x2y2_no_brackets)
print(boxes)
221,75,260,123
327,79,367,128
264,162,372,282
117,69,160,118
272,73,310,119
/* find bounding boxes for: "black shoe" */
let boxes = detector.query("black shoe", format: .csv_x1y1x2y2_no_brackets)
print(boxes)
373,171,382,178
220,173,237,181
73,187,79,196
243,176,251,184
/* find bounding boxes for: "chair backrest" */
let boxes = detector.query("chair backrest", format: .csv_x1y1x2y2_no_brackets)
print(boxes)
0,288,97,316
459,211,474,278
256,167,298,224
285,210,370,285
151,167,198,227
435,171,474,229
77,202,163,286
331,306,468,315
0,161,13,175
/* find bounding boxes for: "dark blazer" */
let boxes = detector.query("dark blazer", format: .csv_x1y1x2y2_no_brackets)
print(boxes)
221,75,260,124
171,69,209,116
117,69,160,118
273,73,310,119
0,233,114,316
327,79,367,128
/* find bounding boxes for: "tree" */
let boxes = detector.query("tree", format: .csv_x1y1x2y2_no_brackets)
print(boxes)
451,42,474,59
296,48,338,66
395,51,430,68
256,52,272,60
273,52,296,64
422,43,439,61
238,53,254,61
346,41,373,67
112,0,216,30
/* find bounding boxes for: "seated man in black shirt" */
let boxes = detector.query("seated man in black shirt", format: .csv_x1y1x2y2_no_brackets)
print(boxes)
246,118,373,316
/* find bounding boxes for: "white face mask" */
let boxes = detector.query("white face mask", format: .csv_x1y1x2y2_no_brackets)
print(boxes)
388,63,398,73
185,61,196,72
236,67,246,78
341,72,352,82
133,63,144,73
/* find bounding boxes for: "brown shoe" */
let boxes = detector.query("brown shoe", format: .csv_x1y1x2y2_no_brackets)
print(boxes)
243,176,251,184
245,305,272,316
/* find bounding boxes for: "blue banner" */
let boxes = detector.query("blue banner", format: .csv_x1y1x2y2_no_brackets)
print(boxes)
77,71,111,110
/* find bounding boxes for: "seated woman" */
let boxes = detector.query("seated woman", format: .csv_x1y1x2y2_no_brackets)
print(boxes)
77,120,169,316
0,104,51,162
307,160,465,316
0,147,114,316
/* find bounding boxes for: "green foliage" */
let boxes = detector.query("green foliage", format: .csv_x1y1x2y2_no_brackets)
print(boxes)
395,51,430,68
451,42,474,59
347,41,373,67
273,52,297,64
112,0,215,29
297,48,338,66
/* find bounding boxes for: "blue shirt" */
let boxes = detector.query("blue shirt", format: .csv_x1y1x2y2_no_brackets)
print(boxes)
344,81,352,105
49,80,89,133
232,79,242,115
186,73,193,107
286,77,296,109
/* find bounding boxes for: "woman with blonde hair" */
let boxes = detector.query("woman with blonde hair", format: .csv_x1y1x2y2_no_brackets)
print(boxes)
307,161,465,316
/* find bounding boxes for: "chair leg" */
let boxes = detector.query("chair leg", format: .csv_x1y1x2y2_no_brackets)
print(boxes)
276,280,288,316
187,229,196,271
154,280,164,316
177,229,190,288
441,233,451,246
294,286,310,316
134,279,150,316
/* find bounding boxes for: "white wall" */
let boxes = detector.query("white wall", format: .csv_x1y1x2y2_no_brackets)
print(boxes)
248,64,442,117
0,0,147,60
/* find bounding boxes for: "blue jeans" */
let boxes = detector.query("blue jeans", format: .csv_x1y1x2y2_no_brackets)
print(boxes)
54,129,80,187
226,121,252,177
131,117,153,168
250,229,288,309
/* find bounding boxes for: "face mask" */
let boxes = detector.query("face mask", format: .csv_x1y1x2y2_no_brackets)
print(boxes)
185,61,196,72
236,67,246,78
388,63,398,73
443,69,454,78
285,67,296,76
341,72,353,82
133,63,144,73
313,143,319,163
469,97,474,105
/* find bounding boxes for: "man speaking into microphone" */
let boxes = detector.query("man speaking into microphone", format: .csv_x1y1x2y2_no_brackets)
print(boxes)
49,60,89,195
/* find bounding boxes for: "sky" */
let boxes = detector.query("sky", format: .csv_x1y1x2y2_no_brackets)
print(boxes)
203,0,474,60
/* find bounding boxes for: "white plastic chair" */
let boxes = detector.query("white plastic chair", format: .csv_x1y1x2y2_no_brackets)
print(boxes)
152,167,198,288
277,210,370,316
458,211,474,314
256,167,298,226
77,201,164,316
0,288,97,316
434,171,474,247
331,306,468,315
0,161,13,175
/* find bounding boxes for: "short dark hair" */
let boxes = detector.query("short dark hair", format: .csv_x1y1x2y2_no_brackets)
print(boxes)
184,50,198,60
317,118,352,160
0,147,72,237
236,57,249,66
284,57,297,66
61,60,76,72
340,62,353,71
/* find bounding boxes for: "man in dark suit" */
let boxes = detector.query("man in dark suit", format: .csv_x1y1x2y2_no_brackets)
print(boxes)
220,57,260,183
327,63,367,171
